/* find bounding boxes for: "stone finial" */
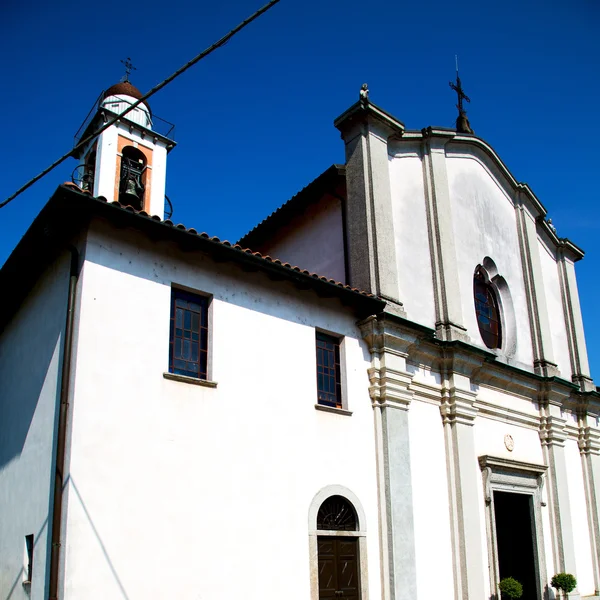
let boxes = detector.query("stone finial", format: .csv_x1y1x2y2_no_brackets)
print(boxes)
360,83,369,103
456,109,474,134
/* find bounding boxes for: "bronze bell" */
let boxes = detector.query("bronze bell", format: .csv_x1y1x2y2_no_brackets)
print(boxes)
120,174,144,209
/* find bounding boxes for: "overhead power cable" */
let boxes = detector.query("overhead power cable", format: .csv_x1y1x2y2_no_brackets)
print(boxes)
0,0,281,210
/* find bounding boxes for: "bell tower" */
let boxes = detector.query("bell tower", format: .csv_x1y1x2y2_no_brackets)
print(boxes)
73,69,176,219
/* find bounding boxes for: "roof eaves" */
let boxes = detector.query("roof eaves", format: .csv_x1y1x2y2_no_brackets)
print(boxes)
1,184,383,318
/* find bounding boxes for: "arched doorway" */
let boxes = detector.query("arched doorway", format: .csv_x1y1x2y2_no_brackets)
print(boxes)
309,487,368,600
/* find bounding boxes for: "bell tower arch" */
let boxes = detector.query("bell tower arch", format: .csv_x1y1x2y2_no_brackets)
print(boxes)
73,78,176,219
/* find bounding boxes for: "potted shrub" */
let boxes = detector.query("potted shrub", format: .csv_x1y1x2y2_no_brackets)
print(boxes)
551,573,577,599
499,577,523,599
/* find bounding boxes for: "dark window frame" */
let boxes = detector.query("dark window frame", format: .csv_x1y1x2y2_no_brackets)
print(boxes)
169,288,209,380
316,331,342,408
317,495,358,531
474,270,502,350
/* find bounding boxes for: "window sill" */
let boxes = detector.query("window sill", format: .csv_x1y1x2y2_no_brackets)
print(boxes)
163,372,218,388
315,404,352,416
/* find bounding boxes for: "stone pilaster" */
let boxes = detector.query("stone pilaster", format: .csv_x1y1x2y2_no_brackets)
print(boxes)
539,383,581,599
557,244,594,391
361,315,417,600
439,350,486,600
579,414,600,595
421,128,468,342
334,101,404,304
515,195,559,377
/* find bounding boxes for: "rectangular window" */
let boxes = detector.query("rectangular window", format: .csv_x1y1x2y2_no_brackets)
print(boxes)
316,332,342,408
169,289,209,379
24,534,34,583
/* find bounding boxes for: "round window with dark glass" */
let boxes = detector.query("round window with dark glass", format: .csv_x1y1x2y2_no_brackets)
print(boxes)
473,270,502,349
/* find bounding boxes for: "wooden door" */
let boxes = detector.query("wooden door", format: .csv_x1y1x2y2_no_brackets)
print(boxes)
318,537,360,599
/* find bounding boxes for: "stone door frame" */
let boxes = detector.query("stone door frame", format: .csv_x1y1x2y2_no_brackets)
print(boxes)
479,455,548,600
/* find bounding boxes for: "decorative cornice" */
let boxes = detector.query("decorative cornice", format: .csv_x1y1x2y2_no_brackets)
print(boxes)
359,314,422,358
334,100,405,138
360,314,595,422
478,455,548,476
572,374,595,393
474,399,540,430
440,345,486,380
440,387,478,426
539,414,568,447
479,456,548,505
368,366,414,410
579,427,600,456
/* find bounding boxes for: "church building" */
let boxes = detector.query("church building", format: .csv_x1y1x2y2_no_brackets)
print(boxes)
1,75,599,600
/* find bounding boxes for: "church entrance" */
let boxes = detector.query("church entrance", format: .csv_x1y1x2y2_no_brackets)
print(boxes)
493,491,539,600
318,537,360,599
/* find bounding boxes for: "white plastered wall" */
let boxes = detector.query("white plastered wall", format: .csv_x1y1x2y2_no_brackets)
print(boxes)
60,221,380,600
388,149,436,327
446,153,533,366
408,393,454,598
0,254,70,599
254,195,346,283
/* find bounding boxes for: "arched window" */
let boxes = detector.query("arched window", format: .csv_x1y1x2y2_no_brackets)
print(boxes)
119,146,146,210
474,268,502,349
317,495,358,531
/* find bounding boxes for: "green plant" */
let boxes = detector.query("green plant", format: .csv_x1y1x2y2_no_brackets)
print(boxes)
499,577,523,599
551,573,577,594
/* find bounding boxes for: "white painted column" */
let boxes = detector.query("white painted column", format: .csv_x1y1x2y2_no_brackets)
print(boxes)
147,142,167,220
439,352,486,600
361,316,418,600
515,197,559,376
421,129,468,342
94,126,119,201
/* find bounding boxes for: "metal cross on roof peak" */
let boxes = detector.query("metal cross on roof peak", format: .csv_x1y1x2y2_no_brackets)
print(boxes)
449,55,470,114
120,57,136,83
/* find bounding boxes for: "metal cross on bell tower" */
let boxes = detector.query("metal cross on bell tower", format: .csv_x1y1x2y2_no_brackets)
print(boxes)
120,57,137,83
449,56,474,134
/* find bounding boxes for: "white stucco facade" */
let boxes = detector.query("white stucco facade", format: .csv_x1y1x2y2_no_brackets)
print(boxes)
0,254,70,599
253,193,346,283
52,222,381,600
2,94,600,600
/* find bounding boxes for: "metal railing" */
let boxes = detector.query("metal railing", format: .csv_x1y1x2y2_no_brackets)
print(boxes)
73,91,176,147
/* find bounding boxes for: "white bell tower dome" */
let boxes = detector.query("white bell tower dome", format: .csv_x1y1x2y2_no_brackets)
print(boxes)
73,77,176,220
101,81,152,129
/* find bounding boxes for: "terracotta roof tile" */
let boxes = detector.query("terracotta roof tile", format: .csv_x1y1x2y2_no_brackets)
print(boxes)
237,164,346,249
80,188,376,299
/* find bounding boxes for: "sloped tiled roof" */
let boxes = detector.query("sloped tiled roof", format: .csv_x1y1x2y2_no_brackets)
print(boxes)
0,183,384,330
238,164,346,249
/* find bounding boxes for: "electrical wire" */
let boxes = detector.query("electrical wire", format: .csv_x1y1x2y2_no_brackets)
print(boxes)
0,0,281,210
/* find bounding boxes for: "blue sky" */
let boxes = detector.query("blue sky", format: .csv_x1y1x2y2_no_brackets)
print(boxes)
1,0,599,376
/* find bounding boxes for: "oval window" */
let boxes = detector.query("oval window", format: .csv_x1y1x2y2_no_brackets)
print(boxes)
473,270,502,349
